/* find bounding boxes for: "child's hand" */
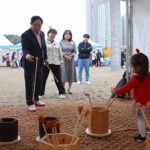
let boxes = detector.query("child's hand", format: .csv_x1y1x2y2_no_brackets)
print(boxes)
111,88,116,95
147,101,150,107
136,102,142,107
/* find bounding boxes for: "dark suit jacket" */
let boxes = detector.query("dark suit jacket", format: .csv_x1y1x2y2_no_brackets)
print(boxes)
21,28,47,67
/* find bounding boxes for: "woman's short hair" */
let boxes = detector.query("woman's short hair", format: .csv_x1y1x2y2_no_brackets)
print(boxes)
62,30,72,41
30,16,43,24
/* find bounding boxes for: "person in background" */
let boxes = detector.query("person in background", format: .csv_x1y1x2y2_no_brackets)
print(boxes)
59,30,77,94
121,49,126,69
39,28,65,99
11,52,18,68
92,51,96,67
21,16,48,112
96,49,102,67
5,53,9,67
111,50,150,142
77,34,92,84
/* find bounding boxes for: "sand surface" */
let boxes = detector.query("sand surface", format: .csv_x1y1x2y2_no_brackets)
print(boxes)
0,66,125,104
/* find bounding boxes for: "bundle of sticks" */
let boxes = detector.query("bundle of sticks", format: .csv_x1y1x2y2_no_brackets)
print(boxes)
38,114,64,145
71,106,90,144
104,95,117,110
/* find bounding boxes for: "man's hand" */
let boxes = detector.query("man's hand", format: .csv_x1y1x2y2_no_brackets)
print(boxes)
26,55,34,62
44,60,49,67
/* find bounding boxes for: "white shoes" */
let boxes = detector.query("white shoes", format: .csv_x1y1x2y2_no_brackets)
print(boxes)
29,104,36,112
39,95,44,99
59,94,66,99
29,100,45,112
35,100,45,106
77,81,81,84
77,81,91,84
86,81,91,84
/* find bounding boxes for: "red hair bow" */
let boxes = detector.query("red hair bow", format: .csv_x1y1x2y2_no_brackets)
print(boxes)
136,49,140,54
49,26,52,29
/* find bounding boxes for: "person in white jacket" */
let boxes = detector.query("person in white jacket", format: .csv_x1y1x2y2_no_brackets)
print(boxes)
39,28,65,99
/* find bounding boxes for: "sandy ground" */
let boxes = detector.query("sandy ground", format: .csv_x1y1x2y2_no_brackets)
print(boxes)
0,67,147,150
0,66,125,104
0,100,145,150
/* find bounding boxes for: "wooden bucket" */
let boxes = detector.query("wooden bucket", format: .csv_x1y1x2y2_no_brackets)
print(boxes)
146,134,150,150
88,107,109,134
39,133,80,150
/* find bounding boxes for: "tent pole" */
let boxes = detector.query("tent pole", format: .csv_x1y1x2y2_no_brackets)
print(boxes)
125,0,129,82
129,0,134,77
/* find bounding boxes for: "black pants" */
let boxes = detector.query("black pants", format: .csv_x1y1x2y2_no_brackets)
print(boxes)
92,59,96,66
6,61,10,67
40,64,65,96
24,60,42,106
97,58,101,66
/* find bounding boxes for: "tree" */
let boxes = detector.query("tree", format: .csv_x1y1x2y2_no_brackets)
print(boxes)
4,34,21,45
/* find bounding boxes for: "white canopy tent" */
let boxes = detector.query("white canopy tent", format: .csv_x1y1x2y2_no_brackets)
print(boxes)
0,34,13,49
124,0,150,81
109,0,150,78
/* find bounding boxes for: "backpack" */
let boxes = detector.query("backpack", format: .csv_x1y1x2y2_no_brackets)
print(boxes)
112,71,130,99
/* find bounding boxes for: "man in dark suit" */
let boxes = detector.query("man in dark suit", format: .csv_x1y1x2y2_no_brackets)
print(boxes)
21,16,49,112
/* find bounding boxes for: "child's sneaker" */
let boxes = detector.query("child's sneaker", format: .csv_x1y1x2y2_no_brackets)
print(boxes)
133,134,146,142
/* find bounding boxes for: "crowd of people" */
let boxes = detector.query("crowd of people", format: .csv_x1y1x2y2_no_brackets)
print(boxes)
2,15,150,144
21,16,93,112
92,50,102,67
2,52,18,68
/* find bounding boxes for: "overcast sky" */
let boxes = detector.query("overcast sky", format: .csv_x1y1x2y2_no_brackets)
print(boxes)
0,0,86,41
0,0,125,41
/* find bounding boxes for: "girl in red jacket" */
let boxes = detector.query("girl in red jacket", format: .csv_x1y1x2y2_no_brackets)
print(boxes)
112,49,150,142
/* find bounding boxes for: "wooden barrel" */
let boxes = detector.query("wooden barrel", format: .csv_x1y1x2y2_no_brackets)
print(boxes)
146,134,150,150
88,107,109,134
39,117,60,138
0,118,18,142
39,133,80,150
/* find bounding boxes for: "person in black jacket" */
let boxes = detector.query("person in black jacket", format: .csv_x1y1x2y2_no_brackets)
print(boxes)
77,34,92,84
96,50,102,67
21,16,49,112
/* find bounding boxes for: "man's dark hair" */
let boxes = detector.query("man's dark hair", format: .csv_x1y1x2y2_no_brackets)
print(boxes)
47,29,57,36
83,34,90,38
30,16,43,24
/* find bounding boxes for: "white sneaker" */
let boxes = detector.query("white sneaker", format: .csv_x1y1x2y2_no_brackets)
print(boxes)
29,104,36,112
35,100,45,106
86,81,91,84
77,81,81,84
39,96,43,99
59,94,66,99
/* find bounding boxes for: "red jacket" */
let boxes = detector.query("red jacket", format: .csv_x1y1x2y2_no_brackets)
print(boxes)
115,73,150,105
